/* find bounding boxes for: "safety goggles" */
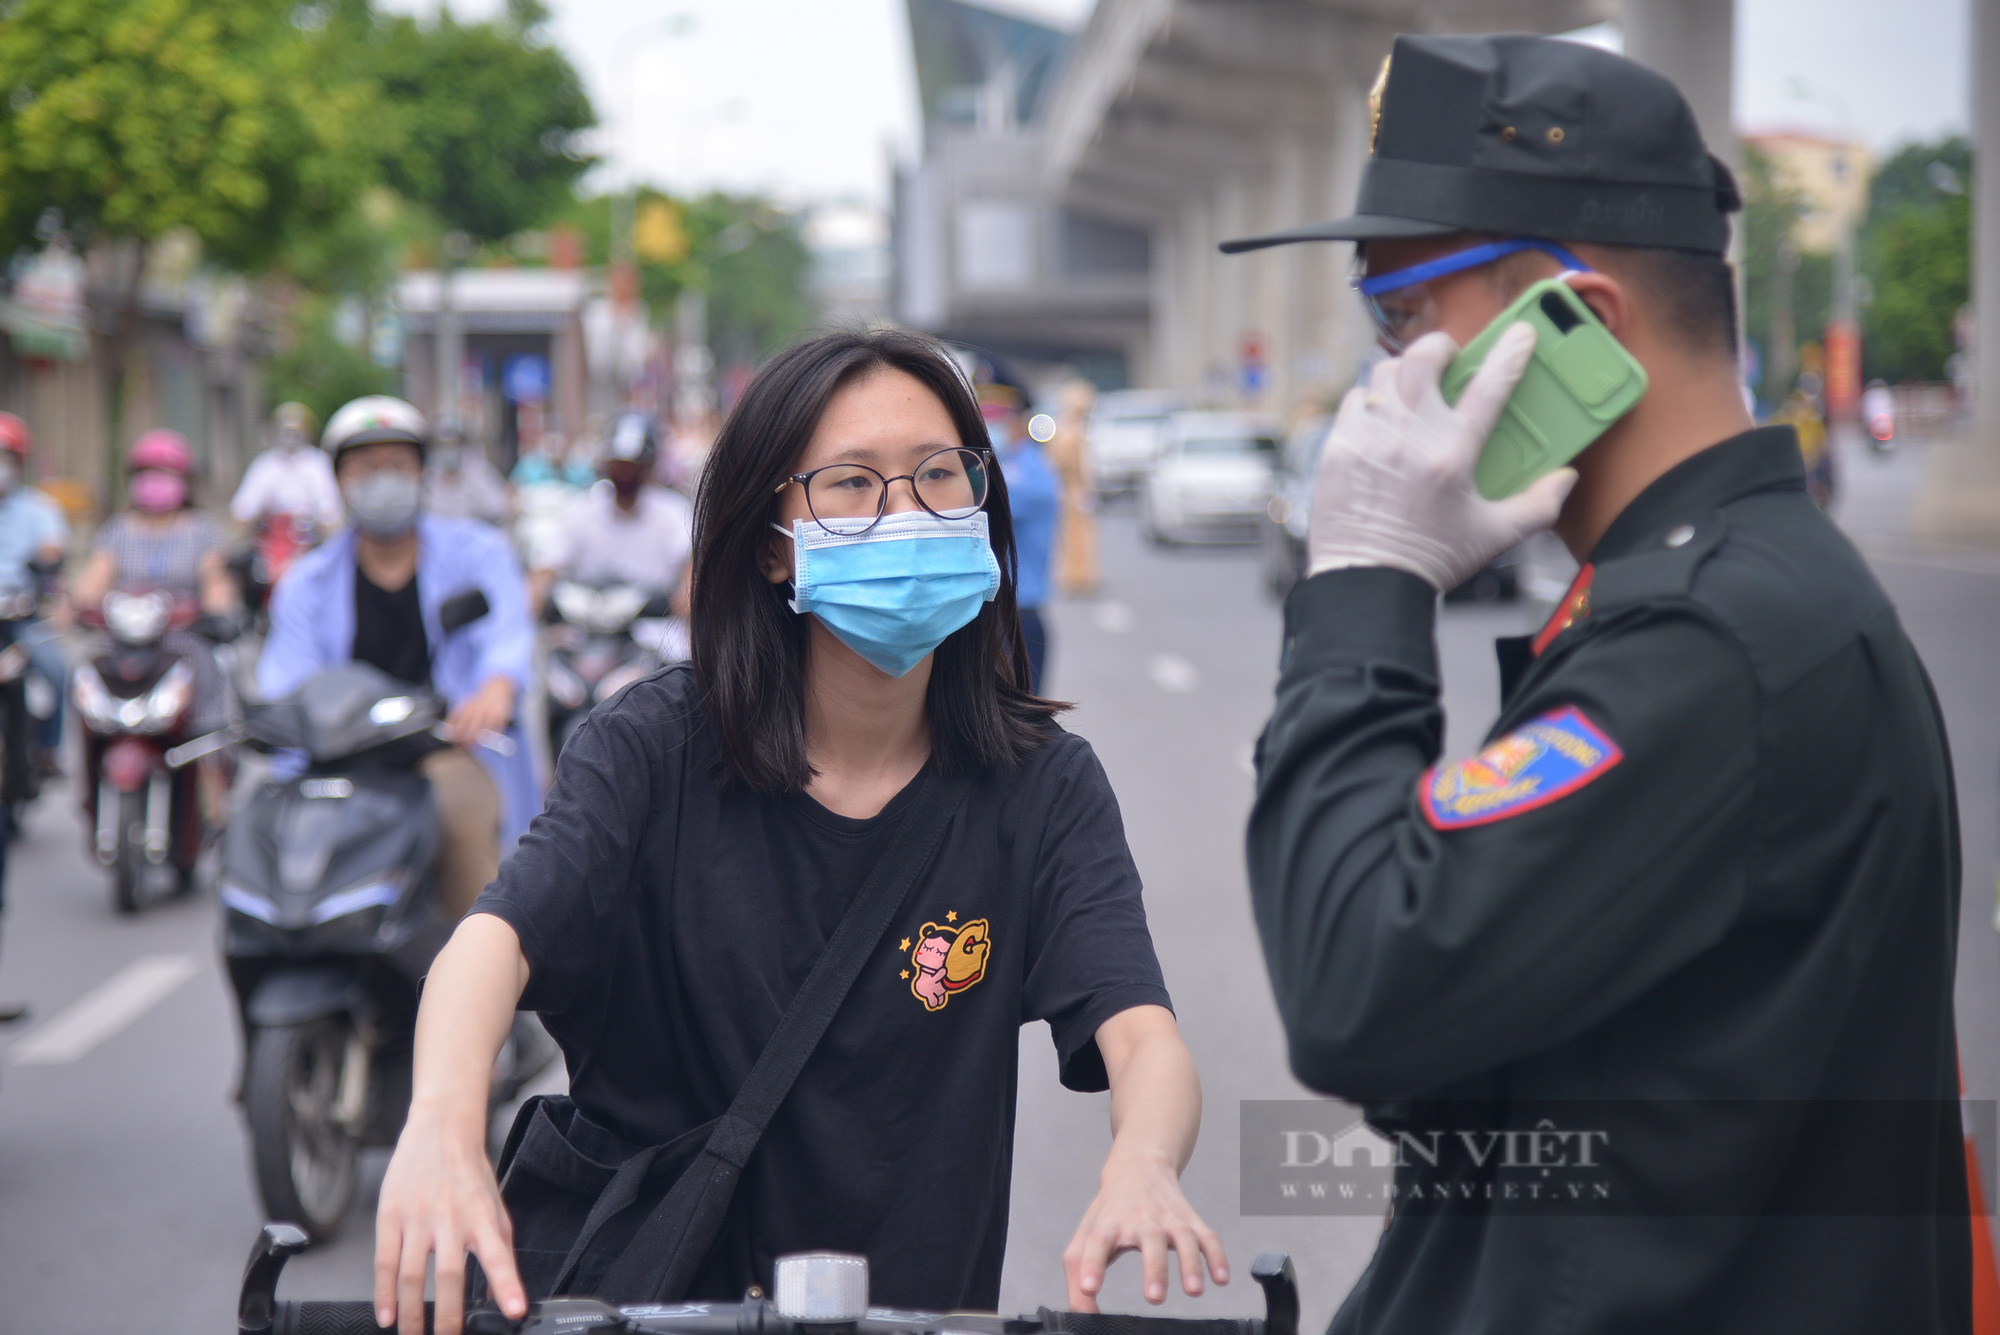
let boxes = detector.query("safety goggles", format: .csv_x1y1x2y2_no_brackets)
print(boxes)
1353,239,1592,352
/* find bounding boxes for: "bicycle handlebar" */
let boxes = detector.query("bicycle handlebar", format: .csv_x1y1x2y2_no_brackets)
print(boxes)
270,1301,429,1334
238,1228,1300,1335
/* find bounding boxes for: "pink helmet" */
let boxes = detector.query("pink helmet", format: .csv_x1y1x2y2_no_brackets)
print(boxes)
128,428,193,476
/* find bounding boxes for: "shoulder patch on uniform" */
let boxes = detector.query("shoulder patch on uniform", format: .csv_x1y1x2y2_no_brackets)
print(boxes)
1419,706,1623,830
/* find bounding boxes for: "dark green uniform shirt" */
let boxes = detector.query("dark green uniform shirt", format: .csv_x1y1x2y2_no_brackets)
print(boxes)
1248,428,1969,1333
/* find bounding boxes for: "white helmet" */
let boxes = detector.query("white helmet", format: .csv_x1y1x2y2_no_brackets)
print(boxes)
321,395,428,466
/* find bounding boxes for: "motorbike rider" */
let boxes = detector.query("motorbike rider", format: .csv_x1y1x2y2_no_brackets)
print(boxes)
259,397,538,915
423,419,511,527
229,401,343,538
0,412,70,767
0,410,62,1023
71,429,239,815
529,410,692,628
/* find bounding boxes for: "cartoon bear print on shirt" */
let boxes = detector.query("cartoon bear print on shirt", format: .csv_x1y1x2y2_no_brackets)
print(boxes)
904,913,991,1011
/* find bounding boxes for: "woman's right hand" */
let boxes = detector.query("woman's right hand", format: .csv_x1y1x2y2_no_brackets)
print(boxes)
373,1106,528,1335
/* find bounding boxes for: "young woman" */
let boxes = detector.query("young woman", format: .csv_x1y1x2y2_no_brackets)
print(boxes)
374,330,1226,1335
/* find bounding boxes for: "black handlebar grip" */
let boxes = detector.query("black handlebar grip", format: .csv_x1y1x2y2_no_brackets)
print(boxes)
1036,1310,1260,1335
274,1301,434,1335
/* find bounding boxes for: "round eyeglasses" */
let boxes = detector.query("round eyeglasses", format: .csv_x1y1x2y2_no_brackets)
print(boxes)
1353,238,1592,352
775,446,992,536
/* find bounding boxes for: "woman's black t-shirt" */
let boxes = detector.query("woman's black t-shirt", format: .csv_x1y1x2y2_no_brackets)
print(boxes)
473,666,1171,1310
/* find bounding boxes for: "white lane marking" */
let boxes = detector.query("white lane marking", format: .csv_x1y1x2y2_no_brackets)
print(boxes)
1092,601,1136,633
1147,653,1201,694
8,954,199,1065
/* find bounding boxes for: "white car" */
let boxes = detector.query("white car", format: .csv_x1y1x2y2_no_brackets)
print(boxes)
1087,389,1189,494
1139,412,1282,545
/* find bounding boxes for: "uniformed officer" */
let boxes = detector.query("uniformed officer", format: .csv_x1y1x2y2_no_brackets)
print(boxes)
1228,34,1969,1334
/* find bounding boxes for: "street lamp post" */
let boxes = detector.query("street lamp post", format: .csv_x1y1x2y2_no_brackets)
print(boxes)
436,229,474,435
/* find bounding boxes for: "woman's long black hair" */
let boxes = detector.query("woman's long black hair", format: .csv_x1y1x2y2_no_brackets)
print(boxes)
691,327,1064,793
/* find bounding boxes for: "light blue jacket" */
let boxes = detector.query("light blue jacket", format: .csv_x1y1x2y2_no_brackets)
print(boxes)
259,514,541,845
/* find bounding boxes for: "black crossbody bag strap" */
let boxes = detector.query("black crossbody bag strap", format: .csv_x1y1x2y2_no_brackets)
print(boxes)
598,769,973,1301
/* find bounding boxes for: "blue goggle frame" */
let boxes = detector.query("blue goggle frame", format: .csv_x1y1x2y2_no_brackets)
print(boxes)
1354,238,1593,296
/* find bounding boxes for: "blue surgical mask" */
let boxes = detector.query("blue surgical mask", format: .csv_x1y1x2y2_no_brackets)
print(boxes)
773,510,1001,677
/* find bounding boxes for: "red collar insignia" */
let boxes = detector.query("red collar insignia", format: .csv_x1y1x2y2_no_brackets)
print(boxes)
1531,563,1594,657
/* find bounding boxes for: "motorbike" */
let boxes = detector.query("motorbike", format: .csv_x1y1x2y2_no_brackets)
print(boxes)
236,1223,1302,1335
72,590,235,913
193,593,550,1241
229,513,315,632
543,580,678,759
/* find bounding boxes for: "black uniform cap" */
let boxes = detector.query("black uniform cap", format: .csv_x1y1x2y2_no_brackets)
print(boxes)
1221,34,1741,256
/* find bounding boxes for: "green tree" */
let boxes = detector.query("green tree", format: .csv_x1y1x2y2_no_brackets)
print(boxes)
1859,136,1970,382
367,0,596,242
0,0,372,264
563,188,817,364
265,294,398,425
0,0,374,467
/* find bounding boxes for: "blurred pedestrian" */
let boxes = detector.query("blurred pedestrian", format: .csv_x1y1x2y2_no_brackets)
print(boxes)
562,435,600,489
529,411,693,640
1048,379,1101,595
1770,377,1834,507
423,420,510,526
509,430,566,488
982,383,1056,693
230,401,343,538
1229,34,1967,1335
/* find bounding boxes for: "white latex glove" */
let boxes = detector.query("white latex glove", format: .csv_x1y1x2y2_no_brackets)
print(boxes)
1308,324,1578,591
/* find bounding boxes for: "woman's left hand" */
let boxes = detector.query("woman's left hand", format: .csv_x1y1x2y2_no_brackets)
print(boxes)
1063,1145,1229,1311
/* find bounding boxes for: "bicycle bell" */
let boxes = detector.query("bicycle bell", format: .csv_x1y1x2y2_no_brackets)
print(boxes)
772,1251,870,1324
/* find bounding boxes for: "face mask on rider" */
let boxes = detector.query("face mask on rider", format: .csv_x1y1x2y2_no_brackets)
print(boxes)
608,461,644,505
771,510,1001,677
131,469,186,513
344,472,421,538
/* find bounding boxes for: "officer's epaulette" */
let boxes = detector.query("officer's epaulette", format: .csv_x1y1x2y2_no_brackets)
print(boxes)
1534,512,1725,656
1584,512,1726,614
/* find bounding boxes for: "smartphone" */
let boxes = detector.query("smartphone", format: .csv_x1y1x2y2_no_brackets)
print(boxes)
1440,278,1648,500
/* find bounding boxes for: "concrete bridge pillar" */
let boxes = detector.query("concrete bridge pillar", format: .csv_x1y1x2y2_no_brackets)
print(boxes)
1265,137,1309,416
1214,175,1254,404
1620,0,1735,168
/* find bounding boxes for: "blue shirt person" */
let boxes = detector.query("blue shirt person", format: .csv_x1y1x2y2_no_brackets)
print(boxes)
0,484,66,591
988,405,1058,692
260,513,541,849
0,481,71,761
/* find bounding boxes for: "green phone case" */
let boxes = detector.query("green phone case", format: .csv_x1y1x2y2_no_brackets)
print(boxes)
1440,278,1648,500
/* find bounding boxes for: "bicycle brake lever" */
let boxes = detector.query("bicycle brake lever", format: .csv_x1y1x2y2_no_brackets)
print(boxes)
1249,1254,1298,1335
472,1298,627,1333
237,1223,309,1334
